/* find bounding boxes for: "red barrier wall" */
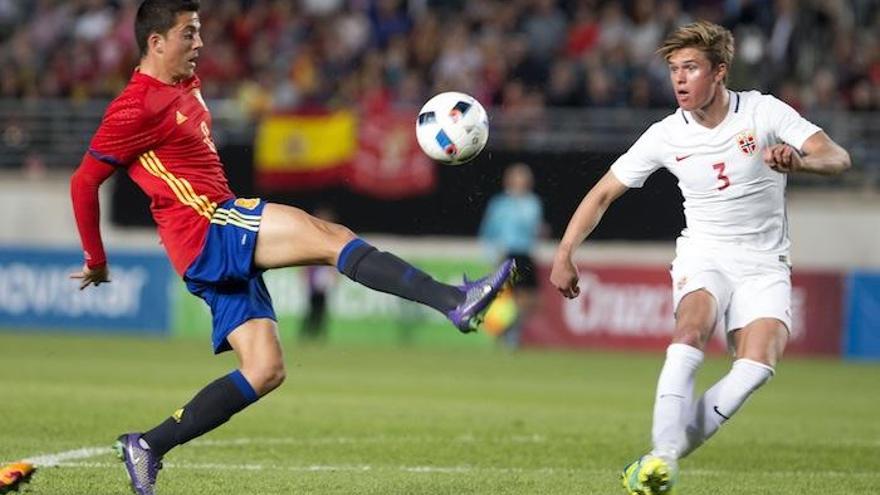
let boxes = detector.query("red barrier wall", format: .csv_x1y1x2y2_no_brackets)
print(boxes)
522,264,843,356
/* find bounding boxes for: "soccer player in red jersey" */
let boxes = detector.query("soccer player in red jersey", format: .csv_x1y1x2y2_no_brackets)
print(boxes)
69,2,513,494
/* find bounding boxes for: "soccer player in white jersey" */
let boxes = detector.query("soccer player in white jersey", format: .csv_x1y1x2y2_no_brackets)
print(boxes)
549,20,850,495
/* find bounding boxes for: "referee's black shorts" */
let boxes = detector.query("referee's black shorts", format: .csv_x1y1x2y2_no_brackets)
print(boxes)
508,253,538,290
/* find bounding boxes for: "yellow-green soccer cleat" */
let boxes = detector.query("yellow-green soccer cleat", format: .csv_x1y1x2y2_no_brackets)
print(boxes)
620,455,677,495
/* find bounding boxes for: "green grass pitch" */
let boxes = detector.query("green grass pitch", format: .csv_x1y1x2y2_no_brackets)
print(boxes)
1,331,878,494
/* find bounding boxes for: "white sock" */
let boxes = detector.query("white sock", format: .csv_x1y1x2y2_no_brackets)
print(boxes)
650,344,704,460
680,358,774,458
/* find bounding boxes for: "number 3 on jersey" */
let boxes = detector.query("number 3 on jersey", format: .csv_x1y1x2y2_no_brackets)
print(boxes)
200,121,217,154
712,162,730,190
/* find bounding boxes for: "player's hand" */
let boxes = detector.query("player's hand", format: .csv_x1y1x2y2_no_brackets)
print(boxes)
550,255,581,299
69,263,111,290
763,144,803,173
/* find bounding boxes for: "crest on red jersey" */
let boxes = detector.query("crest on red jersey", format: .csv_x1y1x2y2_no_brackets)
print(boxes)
736,130,758,156
234,198,260,210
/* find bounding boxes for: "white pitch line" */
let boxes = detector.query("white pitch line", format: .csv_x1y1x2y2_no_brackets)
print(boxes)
7,435,546,467
189,434,548,447
186,435,880,449
48,461,594,475
35,461,880,479
22,446,110,467
15,437,880,480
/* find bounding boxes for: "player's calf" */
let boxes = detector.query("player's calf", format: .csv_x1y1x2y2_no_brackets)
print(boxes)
336,238,466,316
139,370,260,459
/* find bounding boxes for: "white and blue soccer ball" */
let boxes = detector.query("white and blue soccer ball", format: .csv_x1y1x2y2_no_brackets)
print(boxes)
415,91,489,166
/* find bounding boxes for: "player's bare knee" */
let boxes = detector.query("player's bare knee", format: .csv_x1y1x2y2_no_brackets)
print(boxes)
736,349,778,368
672,323,710,348
326,221,355,245
308,217,355,257
246,361,286,395
325,223,356,257
265,364,287,392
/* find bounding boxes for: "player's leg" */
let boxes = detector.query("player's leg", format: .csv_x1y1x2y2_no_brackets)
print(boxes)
502,255,539,348
651,289,717,458
116,261,278,495
255,202,460,313
114,318,280,495
300,292,326,341
680,318,785,458
624,246,736,494
503,285,538,348
679,261,790,458
255,203,514,332
141,318,281,454
623,289,717,494
116,318,282,495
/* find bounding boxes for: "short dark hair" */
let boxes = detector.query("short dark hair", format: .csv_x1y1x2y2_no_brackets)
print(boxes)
135,0,200,57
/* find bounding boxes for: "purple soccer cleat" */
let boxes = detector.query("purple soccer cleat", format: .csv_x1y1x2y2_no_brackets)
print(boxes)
447,258,516,333
114,433,162,495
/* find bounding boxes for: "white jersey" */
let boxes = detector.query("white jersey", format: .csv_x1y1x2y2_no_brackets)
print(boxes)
610,90,821,254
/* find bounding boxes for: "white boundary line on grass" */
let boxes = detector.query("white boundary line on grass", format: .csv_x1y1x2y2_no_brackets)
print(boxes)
188,434,549,447
185,435,880,449
39,461,880,479
22,446,110,467
5,434,547,466
13,437,880,479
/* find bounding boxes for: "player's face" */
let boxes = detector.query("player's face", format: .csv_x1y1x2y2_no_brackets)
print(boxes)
504,166,533,195
163,12,202,80
667,48,726,111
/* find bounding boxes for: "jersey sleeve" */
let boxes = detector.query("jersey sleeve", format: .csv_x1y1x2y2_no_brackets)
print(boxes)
88,92,170,167
528,196,543,237
479,196,501,241
759,95,822,152
70,153,117,268
609,123,664,188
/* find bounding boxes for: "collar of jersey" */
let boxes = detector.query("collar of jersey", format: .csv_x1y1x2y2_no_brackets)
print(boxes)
682,90,737,131
131,68,199,90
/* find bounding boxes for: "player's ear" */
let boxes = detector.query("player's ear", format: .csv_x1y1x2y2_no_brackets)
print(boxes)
148,32,165,55
714,63,727,83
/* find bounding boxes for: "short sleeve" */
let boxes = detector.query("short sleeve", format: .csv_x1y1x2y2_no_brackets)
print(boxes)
88,94,166,167
609,123,664,188
531,196,543,223
758,95,822,152
479,196,501,239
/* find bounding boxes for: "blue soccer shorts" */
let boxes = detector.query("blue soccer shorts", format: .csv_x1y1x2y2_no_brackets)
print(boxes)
184,198,276,354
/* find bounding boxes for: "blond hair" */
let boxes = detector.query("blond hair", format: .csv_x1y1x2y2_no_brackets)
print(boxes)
657,20,734,75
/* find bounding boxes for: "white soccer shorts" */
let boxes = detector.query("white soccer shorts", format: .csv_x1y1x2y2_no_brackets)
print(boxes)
670,238,792,335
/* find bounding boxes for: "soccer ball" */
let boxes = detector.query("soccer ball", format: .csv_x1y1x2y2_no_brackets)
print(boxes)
415,92,489,165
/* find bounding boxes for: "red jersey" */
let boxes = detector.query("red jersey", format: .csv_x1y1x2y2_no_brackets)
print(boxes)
75,71,234,275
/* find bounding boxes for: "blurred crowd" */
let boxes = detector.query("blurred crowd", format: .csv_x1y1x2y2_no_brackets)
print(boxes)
0,0,878,115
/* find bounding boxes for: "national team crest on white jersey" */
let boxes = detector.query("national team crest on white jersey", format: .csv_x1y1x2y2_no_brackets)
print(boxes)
736,130,758,156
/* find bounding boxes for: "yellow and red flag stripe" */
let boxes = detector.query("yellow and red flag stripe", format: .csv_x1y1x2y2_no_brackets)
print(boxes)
254,110,357,191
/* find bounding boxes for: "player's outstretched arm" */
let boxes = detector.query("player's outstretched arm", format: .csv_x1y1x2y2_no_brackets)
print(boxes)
551,170,628,299
764,131,851,176
70,153,116,289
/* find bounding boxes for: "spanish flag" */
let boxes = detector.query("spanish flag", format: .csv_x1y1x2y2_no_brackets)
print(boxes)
255,110,357,191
